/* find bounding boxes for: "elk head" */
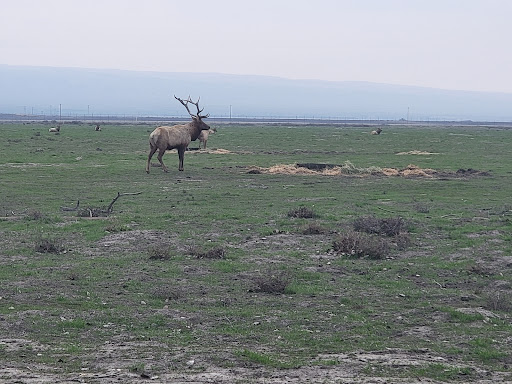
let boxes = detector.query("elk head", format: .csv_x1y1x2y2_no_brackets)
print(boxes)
174,95,210,130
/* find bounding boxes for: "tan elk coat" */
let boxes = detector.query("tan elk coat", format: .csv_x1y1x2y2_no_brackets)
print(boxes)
146,96,211,173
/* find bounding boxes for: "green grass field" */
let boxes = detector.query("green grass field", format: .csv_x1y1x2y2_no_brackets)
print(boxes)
1,122,511,383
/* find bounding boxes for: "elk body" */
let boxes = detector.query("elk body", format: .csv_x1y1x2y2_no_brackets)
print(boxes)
146,96,211,173
371,128,382,135
49,125,60,133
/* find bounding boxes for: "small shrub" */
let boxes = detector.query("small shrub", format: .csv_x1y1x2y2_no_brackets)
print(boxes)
188,246,226,259
152,285,183,301
332,232,389,259
129,362,145,373
353,215,406,237
26,209,44,221
104,223,129,233
251,270,291,294
301,222,327,235
148,245,171,260
484,291,512,313
394,232,412,250
288,206,316,219
35,236,64,254
414,203,430,213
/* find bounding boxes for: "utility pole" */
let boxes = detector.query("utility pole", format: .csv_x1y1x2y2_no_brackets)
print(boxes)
229,105,232,121
59,104,62,123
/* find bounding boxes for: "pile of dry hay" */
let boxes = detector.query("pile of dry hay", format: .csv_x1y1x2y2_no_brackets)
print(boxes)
396,150,440,155
248,161,438,178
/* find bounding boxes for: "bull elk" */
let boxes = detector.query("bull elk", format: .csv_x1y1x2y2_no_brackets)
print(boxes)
146,96,211,173
49,125,60,133
371,128,382,135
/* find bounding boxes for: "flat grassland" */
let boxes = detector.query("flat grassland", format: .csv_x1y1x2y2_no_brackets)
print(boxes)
1,122,511,383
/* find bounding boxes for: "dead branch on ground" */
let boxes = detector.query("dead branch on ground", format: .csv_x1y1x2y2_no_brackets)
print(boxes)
61,192,142,217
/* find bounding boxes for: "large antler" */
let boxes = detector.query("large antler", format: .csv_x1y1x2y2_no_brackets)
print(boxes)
174,95,209,119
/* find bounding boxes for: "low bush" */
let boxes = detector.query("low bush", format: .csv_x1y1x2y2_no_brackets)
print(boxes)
288,206,317,219
188,246,226,259
393,232,412,250
301,222,327,235
251,271,291,294
26,209,44,221
148,245,171,260
332,231,389,259
484,291,512,313
34,236,64,254
353,215,406,237
152,285,183,301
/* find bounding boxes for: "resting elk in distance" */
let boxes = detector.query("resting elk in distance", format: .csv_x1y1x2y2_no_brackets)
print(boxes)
371,127,382,135
146,96,211,173
49,125,60,133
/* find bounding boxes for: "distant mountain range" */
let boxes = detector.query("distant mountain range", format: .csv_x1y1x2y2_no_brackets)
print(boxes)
1,64,512,121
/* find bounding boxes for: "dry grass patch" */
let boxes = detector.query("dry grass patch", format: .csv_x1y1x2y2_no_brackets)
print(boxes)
148,245,171,260
396,150,440,155
301,222,327,235
188,246,226,259
250,270,291,294
380,164,437,177
248,162,441,178
353,215,407,237
34,236,64,254
288,206,317,219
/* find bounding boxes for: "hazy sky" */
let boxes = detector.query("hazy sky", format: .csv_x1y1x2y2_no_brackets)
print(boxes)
2,0,511,93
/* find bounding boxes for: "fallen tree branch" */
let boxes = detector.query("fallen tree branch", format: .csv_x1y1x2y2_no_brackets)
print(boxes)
61,192,142,217
106,192,142,214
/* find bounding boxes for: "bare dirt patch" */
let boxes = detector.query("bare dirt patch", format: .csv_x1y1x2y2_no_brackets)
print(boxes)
1,348,509,384
87,230,182,256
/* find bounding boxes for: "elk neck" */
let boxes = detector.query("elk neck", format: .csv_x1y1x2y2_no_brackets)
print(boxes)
188,118,210,141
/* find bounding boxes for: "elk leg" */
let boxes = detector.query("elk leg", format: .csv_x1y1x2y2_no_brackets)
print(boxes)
178,147,185,171
146,145,158,173
157,150,169,172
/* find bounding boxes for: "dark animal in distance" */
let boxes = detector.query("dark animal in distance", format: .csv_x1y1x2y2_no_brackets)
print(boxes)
371,128,383,135
95,124,101,131
146,96,211,173
49,125,60,133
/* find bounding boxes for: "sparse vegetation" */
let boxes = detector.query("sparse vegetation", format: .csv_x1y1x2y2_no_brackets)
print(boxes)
287,206,317,218
332,231,390,259
0,123,511,383
353,215,406,236
250,270,291,294
147,245,171,260
301,222,327,234
34,235,64,254
187,245,226,259
484,290,512,312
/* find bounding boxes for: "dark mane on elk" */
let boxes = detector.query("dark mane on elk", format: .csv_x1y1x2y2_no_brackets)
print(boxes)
146,95,211,173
